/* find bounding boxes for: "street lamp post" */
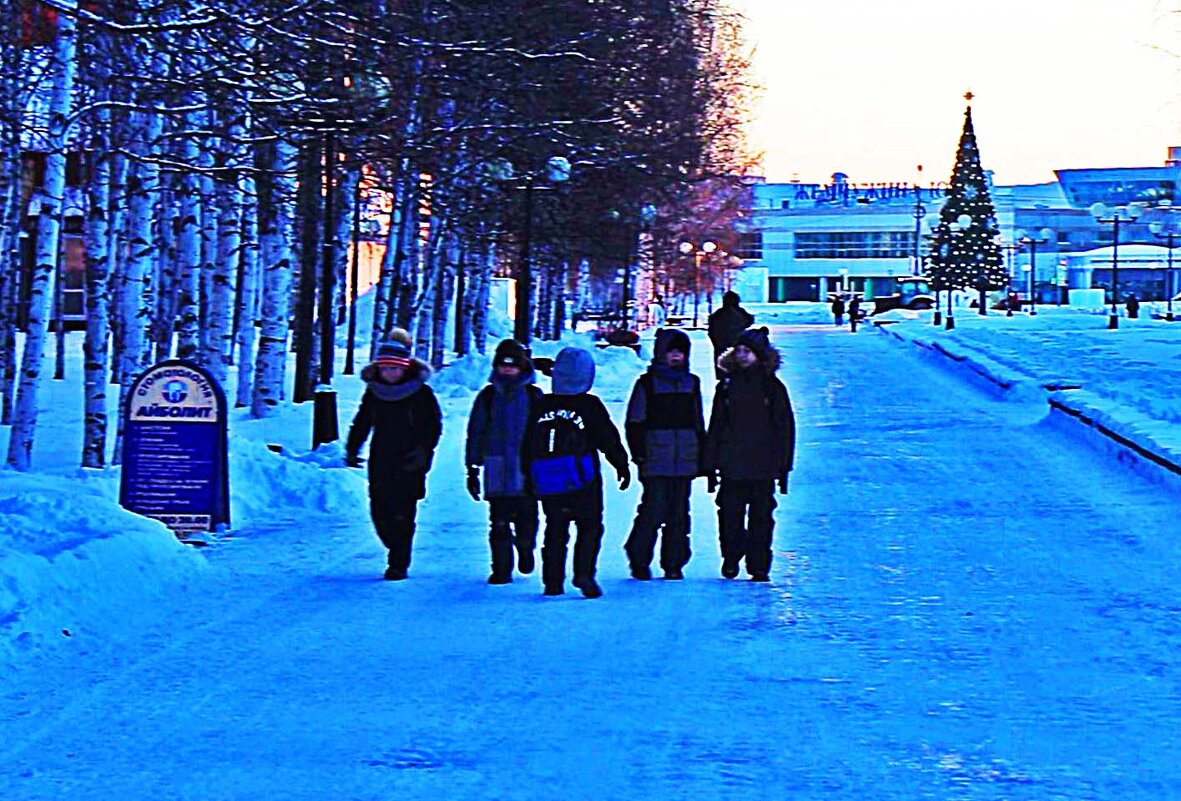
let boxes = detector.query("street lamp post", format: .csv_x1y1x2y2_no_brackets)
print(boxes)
926,214,942,326
940,214,972,331
1016,228,1053,317
612,203,657,331
679,239,716,328
911,165,926,276
1149,218,1178,321
486,155,571,347
1091,203,1142,330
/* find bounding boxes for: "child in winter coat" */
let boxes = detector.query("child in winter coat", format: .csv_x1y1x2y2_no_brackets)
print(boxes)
345,330,442,580
623,328,705,580
465,339,544,584
522,347,631,598
705,326,796,583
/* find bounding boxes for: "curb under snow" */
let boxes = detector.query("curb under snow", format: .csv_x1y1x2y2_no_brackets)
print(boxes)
874,321,1181,493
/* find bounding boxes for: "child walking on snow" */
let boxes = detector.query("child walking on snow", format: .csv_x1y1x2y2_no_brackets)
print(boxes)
465,339,544,584
345,329,442,581
705,326,795,582
623,328,705,581
523,347,631,598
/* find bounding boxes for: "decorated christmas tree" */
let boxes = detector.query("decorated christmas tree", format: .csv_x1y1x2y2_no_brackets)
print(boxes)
927,94,1004,310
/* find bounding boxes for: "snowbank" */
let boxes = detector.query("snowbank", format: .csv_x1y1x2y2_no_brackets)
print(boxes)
0,471,209,663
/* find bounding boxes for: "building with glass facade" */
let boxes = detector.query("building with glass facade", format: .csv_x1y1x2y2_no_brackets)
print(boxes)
740,150,1181,305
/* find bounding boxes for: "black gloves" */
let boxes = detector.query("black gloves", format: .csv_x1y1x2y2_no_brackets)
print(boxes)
617,466,631,491
466,466,481,501
345,453,364,468
402,447,429,472
777,471,790,495
706,471,719,493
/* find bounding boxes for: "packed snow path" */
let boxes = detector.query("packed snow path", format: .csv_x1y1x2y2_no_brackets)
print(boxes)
4,326,1181,800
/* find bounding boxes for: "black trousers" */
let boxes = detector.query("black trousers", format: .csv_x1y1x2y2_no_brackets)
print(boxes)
625,477,692,572
369,484,420,571
488,495,539,578
540,491,604,590
716,478,776,577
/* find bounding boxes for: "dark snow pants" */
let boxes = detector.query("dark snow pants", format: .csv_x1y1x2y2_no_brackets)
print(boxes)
370,484,420,572
488,495,539,579
625,477,692,573
540,491,604,591
716,478,776,577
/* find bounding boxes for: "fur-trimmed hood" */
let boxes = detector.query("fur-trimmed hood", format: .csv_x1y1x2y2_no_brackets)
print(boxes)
716,342,781,376
360,358,433,385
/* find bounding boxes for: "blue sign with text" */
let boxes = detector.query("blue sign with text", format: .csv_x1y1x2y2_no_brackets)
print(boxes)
119,360,230,534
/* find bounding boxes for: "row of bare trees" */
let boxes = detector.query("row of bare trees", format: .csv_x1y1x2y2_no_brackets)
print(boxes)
0,0,758,471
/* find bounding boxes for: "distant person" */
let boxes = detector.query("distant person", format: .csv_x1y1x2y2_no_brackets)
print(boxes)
345,329,442,581
648,295,667,328
830,295,845,326
707,291,754,377
848,295,862,333
1126,293,1140,319
522,347,631,598
465,339,543,585
623,328,705,581
704,327,795,583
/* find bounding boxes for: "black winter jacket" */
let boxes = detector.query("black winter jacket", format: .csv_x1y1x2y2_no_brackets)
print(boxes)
707,304,755,355
522,393,629,500
705,347,795,481
346,363,442,499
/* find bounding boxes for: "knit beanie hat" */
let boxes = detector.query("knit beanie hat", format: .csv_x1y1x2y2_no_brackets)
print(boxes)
493,339,531,371
373,328,413,369
654,328,691,361
735,326,771,361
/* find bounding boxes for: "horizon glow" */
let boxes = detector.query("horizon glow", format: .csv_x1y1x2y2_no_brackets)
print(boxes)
732,0,1181,187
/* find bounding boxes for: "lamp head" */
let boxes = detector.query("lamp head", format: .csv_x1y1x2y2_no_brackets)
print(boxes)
545,156,571,183
702,241,717,254
678,241,694,255
1089,201,1109,220
956,213,972,229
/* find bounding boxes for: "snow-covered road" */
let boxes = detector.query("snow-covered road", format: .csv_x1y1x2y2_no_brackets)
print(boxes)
4,326,1180,800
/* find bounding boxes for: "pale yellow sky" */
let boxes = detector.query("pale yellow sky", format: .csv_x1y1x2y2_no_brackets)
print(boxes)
732,0,1181,186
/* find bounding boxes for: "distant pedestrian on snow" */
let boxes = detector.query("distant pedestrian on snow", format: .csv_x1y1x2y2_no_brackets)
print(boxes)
465,339,543,585
648,295,667,328
705,327,796,583
830,295,845,326
522,347,631,598
707,291,754,378
1126,293,1140,319
346,329,442,581
623,329,705,581
848,296,862,332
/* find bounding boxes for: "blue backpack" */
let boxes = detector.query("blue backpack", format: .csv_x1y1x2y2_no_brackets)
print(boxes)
529,409,598,496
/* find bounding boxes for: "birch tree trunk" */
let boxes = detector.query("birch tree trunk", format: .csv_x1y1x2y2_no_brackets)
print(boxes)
202,111,245,386
234,173,259,408
471,243,493,355
81,77,114,469
251,139,295,417
7,10,77,470
173,123,203,360
152,183,177,363
369,198,399,358
112,93,166,465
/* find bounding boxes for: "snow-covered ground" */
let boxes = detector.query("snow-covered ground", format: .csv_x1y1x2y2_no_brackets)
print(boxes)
3,302,1181,798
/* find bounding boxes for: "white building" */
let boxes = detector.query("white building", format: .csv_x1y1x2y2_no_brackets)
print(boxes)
739,149,1181,305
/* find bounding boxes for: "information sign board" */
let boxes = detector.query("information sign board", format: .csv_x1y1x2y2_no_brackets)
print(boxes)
118,360,230,533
